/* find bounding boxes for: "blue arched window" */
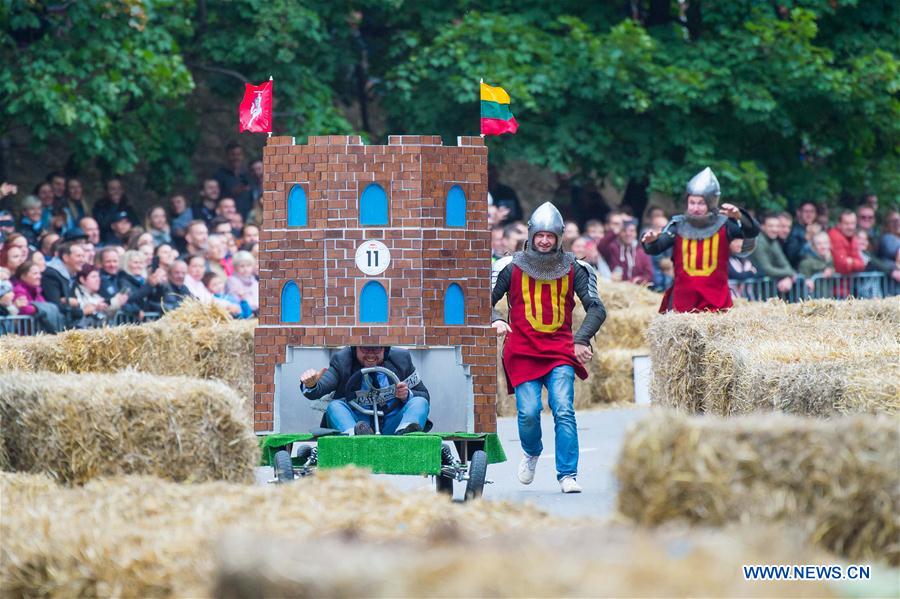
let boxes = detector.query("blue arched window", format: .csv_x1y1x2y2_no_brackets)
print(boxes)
359,183,388,226
281,281,301,323
359,281,388,323
443,283,465,325
287,184,307,226
446,185,467,227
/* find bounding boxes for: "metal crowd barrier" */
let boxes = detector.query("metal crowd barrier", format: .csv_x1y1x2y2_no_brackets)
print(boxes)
112,311,161,326
0,311,164,336
0,315,37,336
730,272,897,302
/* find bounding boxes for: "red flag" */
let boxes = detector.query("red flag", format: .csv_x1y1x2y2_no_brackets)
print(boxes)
238,80,273,133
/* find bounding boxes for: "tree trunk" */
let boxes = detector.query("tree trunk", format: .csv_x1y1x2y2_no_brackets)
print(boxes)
646,0,673,27
686,0,703,40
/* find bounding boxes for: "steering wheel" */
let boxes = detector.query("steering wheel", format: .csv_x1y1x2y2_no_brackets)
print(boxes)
345,367,403,435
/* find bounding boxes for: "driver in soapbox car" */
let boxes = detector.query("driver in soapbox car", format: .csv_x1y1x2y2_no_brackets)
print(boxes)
300,346,431,436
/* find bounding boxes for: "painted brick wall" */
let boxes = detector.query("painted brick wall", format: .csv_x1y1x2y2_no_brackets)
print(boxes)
254,134,496,433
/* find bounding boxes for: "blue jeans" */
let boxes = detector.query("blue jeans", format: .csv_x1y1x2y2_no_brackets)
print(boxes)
514,365,577,480
325,396,429,435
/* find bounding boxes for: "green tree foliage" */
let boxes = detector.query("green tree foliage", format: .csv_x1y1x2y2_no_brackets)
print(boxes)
1,1,896,208
0,1,194,184
385,1,899,208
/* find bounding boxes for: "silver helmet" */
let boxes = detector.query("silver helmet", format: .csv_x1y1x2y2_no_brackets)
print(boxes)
685,167,721,210
526,201,565,255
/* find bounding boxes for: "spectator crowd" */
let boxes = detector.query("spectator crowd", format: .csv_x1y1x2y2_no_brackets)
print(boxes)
2,149,898,336
488,192,900,298
0,143,260,334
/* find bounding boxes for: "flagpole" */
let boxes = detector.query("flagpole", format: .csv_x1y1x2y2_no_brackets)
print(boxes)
479,78,484,138
268,75,273,138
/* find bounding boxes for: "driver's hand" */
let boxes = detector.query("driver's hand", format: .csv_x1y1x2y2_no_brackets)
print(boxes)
395,382,409,401
301,367,327,388
574,343,593,364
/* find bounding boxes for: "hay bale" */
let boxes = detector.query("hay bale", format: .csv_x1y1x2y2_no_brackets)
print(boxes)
0,468,559,597
0,415,8,472
212,525,834,598
0,302,255,406
593,305,657,349
573,348,647,409
158,298,232,327
647,298,900,415
615,411,900,565
191,319,256,401
0,372,258,484
596,279,661,310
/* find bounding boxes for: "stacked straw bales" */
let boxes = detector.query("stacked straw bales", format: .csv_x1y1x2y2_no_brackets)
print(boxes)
616,411,900,565
1,469,833,598
0,372,258,484
0,468,556,597
647,298,900,415
213,526,832,599
495,280,659,415
0,300,255,404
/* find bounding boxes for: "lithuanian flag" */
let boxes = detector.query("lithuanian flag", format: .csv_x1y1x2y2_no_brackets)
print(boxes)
480,81,518,136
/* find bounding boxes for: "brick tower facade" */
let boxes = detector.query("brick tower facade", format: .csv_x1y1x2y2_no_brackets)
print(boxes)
253,134,496,434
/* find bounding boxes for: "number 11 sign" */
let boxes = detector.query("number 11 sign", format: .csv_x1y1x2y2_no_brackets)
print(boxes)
354,240,391,276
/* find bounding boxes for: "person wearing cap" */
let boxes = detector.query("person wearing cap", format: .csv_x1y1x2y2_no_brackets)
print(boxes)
299,346,431,436
491,202,607,494
103,210,134,246
0,210,16,240
641,167,760,313
92,178,138,241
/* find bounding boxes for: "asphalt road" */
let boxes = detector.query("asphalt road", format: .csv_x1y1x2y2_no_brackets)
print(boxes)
480,406,648,517
258,406,650,518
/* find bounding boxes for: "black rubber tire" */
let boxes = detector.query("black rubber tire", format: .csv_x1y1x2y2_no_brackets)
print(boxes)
436,474,454,496
273,450,295,483
464,450,488,501
295,444,312,465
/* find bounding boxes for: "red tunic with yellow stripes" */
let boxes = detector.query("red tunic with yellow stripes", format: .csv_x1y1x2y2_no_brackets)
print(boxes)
502,265,589,393
660,226,731,313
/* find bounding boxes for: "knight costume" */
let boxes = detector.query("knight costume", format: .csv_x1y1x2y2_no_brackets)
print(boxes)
643,167,760,313
491,201,606,491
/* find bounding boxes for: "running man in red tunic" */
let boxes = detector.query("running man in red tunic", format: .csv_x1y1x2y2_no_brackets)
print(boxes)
641,167,760,313
491,202,606,493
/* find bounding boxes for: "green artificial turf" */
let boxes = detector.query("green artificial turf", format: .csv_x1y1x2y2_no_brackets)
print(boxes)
258,431,506,469
317,434,443,474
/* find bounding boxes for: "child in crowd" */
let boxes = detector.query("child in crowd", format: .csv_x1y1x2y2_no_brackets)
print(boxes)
0,279,24,317
225,250,259,314
202,271,251,318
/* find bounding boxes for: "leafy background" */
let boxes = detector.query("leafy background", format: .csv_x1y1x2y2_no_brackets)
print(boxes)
1,0,897,215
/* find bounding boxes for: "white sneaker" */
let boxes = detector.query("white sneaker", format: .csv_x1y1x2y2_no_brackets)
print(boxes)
559,476,582,493
517,454,539,485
